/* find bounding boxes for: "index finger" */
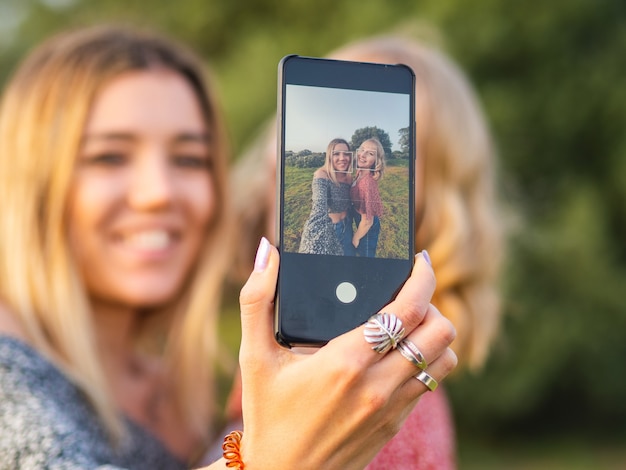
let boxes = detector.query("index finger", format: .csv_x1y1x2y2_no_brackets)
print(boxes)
382,250,436,331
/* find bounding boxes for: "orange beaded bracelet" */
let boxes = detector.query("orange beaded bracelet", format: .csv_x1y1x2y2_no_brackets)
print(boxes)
222,430,244,469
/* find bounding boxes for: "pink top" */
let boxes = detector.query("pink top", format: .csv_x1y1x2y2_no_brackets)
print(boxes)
222,372,456,469
351,172,384,220
365,388,456,469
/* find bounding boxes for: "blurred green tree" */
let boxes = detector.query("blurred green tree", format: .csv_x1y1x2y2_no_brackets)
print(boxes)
397,127,410,159
351,126,393,158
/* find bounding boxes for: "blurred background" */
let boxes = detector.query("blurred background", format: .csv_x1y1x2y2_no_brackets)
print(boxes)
1,0,624,468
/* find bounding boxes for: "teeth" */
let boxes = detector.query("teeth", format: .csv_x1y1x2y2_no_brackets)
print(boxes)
125,230,170,250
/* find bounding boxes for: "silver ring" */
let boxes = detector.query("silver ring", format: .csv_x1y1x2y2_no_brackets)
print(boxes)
397,339,427,370
415,370,438,392
363,312,405,354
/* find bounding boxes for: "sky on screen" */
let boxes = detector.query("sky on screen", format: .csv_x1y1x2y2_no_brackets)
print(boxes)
285,84,410,153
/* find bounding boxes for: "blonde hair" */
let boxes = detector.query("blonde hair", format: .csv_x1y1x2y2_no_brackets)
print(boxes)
229,121,277,283
0,25,231,442
331,36,504,369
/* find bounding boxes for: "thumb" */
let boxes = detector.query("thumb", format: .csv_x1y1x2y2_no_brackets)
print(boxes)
239,237,280,360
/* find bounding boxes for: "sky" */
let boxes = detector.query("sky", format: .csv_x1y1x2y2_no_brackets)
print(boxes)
284,84,410,153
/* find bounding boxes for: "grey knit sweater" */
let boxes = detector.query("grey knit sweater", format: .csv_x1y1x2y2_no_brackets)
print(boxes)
0,336,187,469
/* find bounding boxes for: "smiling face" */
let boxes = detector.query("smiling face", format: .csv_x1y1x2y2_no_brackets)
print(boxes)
331,142,352,173
356,140,378,170
69,70,215,309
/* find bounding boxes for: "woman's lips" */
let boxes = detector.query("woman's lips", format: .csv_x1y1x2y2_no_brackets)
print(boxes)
110,229,180,262
123,230,172,251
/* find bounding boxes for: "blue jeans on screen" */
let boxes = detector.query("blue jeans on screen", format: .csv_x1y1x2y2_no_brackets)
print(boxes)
354,213,380,258
334,215,355,256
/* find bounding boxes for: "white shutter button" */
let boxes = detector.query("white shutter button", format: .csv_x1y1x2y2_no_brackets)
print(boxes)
335,281,357,304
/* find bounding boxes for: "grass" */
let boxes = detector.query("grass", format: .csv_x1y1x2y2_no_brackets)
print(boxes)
283,164,410,258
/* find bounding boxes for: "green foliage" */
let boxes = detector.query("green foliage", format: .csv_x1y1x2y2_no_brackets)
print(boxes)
285,152,325,168
397,127,410,158
2,0,625,443
449,182,626,435
426,0,626,439
350,126,393,158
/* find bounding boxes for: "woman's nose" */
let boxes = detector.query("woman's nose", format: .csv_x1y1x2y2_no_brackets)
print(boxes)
127,150,174,210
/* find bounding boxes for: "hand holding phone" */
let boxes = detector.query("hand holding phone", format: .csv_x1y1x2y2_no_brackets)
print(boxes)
238,237,457,469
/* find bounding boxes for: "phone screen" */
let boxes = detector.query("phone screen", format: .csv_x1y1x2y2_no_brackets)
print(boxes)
275,55,415,347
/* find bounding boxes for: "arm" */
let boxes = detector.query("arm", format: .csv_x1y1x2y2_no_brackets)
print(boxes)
300,174,344,255
352,176,381,247
309,172,331,219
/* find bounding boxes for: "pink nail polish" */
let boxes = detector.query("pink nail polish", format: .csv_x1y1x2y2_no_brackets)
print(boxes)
421,249,432,267
254,237,271,272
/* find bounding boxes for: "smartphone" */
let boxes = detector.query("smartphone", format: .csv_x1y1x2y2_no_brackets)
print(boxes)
275,55,416,347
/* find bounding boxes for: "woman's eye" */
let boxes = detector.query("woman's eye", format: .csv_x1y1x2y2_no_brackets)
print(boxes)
89,153,126,165
173,154,212,169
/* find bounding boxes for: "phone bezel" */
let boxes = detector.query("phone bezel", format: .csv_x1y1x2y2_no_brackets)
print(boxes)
275,55,416,347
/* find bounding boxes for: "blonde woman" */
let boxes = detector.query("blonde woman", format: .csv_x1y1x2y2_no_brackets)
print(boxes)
351,138,386,257
0,25,232,468
0,25,456,469
298,138,355,256
230,34,503,468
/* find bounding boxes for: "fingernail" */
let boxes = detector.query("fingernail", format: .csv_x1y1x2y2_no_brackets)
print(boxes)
421,249,432,268
254,237,271,272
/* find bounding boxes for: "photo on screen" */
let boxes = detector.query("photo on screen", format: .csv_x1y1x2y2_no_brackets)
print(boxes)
282,84,411,260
